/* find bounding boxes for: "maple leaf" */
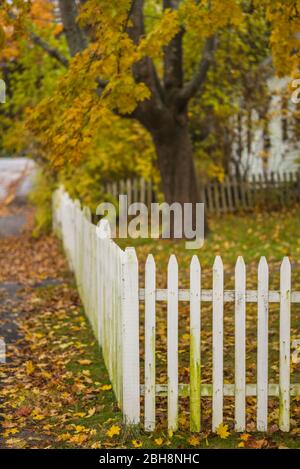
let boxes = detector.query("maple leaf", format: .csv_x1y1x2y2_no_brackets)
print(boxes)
91,441,101,449
154,437,163,446
86,407,96,418
2,428,19,437
244,437,269,449
188,435,200,447
215,423,230,439
240,433,250,441
132,439,143,448
25,360,34,375
106,425,121,438
77,359,92,365
100,384,112,391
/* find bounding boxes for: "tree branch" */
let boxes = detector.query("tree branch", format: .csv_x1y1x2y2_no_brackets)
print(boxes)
58,0,87,56
29,31,69,67
163,0,183,95
127,0,165,126
178,35,217,103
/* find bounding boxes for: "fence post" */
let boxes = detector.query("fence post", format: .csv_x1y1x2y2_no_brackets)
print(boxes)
121,247,140,425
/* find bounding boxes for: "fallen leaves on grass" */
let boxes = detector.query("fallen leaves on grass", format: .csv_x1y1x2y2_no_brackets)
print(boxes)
106,425,121,438
215,423,230,439
132,439,143,448
188,435,200,446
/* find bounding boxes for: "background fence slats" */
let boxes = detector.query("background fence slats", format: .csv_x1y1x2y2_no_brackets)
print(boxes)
104,170,300,215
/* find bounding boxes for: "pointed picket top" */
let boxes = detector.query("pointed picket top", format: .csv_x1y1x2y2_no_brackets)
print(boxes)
190,254,201,273
74,199,81,209
258,255,268,270
146,253,155,269
235,256,246,275
280,256,291,277
96,218,111,239
213,255,223,270
168,254,178,270
124,246,138,265
82,205,91,222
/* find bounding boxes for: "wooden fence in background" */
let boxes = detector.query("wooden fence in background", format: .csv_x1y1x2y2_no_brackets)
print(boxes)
104,170,300,215
53,188,300,433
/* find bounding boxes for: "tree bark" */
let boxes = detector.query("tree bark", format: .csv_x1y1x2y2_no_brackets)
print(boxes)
58,0,87,56
151,116,199,205
150,112,209,237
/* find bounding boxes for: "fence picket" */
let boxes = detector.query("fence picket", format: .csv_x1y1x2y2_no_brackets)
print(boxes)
122,247,140,425
212,256,224,431
257,256,269,431
145,254,156,431
279,257,291,432
190,256,201,432
168,255,179,431
235,256,246,431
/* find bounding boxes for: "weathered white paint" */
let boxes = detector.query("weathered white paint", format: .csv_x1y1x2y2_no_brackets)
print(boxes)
235,256,246,431
212,256,224,431
279,257,291,432
257,256,269,431
167,255,178,431
122,247,140,424
144,254,156,431
190,255,201,432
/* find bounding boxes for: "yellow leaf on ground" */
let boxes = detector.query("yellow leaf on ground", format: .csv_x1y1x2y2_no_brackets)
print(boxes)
240,433,250,441
77,359,92,365
215,423,230,439
188,435,200,447
86,407,96,418
106,425,121,438
154,437,163,446
91,442,101,449
100,384,112,391
25,361,34,375
2,428,19,437
132,439,143,448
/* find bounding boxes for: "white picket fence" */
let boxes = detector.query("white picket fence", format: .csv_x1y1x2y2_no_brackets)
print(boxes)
53,187,300,433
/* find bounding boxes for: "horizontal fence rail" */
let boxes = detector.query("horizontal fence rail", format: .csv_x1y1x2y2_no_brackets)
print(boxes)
104,170,300,215
53,188,300,433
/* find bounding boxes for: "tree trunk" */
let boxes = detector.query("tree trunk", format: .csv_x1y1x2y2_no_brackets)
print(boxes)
152,117,199,206
148,112,208,236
